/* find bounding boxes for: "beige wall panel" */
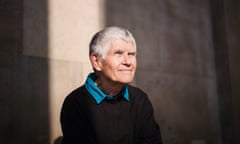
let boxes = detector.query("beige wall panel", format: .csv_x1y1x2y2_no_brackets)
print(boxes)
46,1,105,143
48,0,105,62
49,59,83,142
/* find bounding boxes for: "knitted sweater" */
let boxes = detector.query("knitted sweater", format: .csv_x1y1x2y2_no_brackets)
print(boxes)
60,85,162,144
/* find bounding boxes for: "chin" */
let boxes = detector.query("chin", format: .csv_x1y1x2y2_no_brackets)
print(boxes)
119,78,134,84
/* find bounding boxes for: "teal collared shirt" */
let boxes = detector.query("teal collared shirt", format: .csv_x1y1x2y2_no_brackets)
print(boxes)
85,73,129,104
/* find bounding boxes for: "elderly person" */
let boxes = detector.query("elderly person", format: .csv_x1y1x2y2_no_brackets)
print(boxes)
60,26,162,144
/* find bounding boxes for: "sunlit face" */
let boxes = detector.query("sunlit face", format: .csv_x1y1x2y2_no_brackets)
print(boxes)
97,39,137,84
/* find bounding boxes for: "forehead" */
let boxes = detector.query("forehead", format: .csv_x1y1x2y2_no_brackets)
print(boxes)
109,39,136,51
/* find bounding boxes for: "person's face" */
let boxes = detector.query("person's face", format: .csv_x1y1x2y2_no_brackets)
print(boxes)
94,39,137,84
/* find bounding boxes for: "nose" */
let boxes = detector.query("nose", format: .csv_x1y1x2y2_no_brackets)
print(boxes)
123,54,131,65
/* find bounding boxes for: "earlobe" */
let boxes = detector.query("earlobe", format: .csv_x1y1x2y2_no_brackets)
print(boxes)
90,54,102,71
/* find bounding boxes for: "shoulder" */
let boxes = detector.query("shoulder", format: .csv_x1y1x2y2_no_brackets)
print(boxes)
62,85,90,109
64,86,85,102
128,85,150,103
61,85,94,119
128,85,146,95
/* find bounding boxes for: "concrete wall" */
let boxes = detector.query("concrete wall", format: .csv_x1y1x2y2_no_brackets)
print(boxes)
1,0,240,144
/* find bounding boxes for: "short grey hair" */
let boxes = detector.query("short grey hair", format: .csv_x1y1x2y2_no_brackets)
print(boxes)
89,26,136,59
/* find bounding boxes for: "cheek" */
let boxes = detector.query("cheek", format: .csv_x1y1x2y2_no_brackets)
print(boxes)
103,61,118,71
132,59,137,68
110,58,122,67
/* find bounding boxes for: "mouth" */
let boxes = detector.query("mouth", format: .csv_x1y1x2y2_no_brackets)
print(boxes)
118,70,134,75
119,69,132,72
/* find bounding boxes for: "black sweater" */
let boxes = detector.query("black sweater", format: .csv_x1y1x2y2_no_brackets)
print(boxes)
60,85,162,144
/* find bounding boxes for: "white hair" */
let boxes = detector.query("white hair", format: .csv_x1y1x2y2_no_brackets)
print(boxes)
89,26,136,59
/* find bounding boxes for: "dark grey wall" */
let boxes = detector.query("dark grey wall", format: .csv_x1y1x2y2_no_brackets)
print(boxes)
0,0,21,143
211,0,240,143
0,0,50,144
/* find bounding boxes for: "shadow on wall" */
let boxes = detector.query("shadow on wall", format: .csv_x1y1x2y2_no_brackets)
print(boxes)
4,0,51,143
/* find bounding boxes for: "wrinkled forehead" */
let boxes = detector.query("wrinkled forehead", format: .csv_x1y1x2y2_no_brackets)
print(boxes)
105,37,137,51
108,38,136,51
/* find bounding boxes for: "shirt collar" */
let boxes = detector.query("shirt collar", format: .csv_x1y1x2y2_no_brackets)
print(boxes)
85,73,129,104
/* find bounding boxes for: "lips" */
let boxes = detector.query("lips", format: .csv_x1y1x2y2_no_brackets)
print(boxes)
118,69,132,72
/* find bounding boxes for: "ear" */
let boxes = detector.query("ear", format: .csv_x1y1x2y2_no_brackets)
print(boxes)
90,54,102,71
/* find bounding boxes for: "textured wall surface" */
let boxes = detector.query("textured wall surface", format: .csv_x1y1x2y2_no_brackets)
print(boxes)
1,0,240,144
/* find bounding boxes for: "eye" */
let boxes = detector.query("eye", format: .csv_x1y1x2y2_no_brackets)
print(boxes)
128,52,136,57
114,50,123,55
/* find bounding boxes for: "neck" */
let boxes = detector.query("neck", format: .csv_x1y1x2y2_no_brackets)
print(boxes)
95,78,124,96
